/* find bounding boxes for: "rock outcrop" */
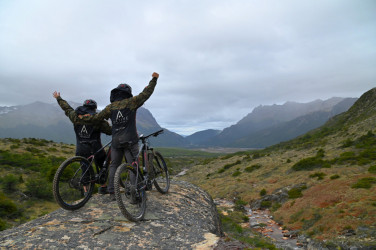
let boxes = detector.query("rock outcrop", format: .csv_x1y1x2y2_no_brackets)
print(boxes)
0,180,222,249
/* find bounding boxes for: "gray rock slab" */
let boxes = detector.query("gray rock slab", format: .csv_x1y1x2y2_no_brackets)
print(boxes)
0,180,222,249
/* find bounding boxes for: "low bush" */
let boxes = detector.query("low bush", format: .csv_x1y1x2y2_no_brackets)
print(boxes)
334,151,357,165
309,172,326,180
330,174,340,180
260,189,267,197
25,178,53,200
245,164,262,173
271,202,282,212
0,192,18,217
288,186,307,199
368,165,376,174
260,201,272,209
351,177,376,189
232,171,241,177
0,174,19,193
292,157,331,171
0,218,8,231
218,160,242,173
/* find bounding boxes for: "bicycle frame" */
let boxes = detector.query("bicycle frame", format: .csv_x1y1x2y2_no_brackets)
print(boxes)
81,140,112,185
129,129,164,190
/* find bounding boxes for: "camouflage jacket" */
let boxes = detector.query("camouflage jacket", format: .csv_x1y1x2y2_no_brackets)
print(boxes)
78,77,157,125
56,97,112,136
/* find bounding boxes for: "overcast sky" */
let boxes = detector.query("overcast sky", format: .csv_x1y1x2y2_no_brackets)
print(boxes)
0,0,375,135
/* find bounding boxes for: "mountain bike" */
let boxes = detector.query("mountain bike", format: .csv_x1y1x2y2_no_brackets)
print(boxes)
53,141,112,210
114,129,170,221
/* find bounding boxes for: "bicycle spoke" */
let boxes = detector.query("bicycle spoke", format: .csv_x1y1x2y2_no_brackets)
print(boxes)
152,152,170,194
53,156,95,210
114,164,146,221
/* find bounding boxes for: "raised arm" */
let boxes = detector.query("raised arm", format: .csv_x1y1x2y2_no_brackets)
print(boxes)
53,91,80,123
126,72,159,110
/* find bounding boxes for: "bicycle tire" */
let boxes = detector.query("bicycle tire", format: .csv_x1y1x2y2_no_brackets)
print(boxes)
152,151,170,194
114,163,146,221
53,156,95,210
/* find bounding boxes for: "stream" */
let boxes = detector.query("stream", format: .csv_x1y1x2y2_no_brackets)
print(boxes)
214,199,304,250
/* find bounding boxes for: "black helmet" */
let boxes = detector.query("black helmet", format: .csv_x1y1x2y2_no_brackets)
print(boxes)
116,83,132,95
83,99,97,109
110,83,133,103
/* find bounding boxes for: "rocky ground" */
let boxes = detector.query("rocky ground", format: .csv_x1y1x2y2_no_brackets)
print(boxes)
0,180,222,249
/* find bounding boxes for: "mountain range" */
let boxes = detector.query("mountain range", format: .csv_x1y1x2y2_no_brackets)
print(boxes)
0,97,357,148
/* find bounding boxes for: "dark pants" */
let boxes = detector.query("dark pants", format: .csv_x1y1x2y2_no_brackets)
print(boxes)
76,142,106,183
108,143,139,193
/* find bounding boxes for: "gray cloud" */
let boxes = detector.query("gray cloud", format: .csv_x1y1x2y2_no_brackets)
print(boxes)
0,0,375,135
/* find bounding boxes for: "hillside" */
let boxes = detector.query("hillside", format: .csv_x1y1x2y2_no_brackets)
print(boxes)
202,97,356,148
180,88,376,248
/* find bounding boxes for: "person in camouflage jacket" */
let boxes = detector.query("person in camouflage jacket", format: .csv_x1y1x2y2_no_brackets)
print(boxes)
53,92,112,194
71,72,159,200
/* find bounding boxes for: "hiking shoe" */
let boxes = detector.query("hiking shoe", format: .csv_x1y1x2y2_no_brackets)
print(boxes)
98,186,109,195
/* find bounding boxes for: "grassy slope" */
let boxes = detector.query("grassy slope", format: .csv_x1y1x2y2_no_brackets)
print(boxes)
0,138,75,229
181,88,376,243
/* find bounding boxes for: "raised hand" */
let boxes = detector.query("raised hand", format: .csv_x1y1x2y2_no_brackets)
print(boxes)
53,91,60,99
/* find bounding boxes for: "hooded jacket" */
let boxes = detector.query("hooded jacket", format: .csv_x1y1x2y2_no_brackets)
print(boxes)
56,97,112,147
77,77,157,148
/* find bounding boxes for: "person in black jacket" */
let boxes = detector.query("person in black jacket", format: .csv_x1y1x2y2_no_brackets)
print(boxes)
53,92,112,195
73,72,159,201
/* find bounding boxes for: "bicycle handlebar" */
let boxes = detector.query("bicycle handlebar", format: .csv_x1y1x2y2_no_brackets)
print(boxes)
140,129,164,140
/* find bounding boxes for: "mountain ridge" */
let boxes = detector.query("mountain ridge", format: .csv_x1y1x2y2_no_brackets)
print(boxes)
0,96,358,148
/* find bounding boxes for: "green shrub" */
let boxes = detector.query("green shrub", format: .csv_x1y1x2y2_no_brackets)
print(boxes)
0,174,19,193
260,201,272,209
316,149,325,158
224,160,241,170
271,202,282,212
358,149,376,165
252,152,261,159
25,146,43,154
25,178,53,200
334,151,357,165
288,186,307,199
260,189,267,197
0,218,8,231
351,177,376,189
234,199,248,211
341,138,354,148
292,157,331,171
232,171,241,177
330,174,340,180
309,172,326,180
10,144,20,149
368,165,376,174
245,164,262,173
354,131,376,149
47,147,58,152
0,192,18,217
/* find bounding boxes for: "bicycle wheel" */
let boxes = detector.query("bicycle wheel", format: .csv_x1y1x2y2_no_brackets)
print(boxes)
151,151,170,194
53,156,95,210
114,163,146,221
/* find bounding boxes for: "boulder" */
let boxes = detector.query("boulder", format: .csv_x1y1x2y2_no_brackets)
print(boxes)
0,180,222,249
